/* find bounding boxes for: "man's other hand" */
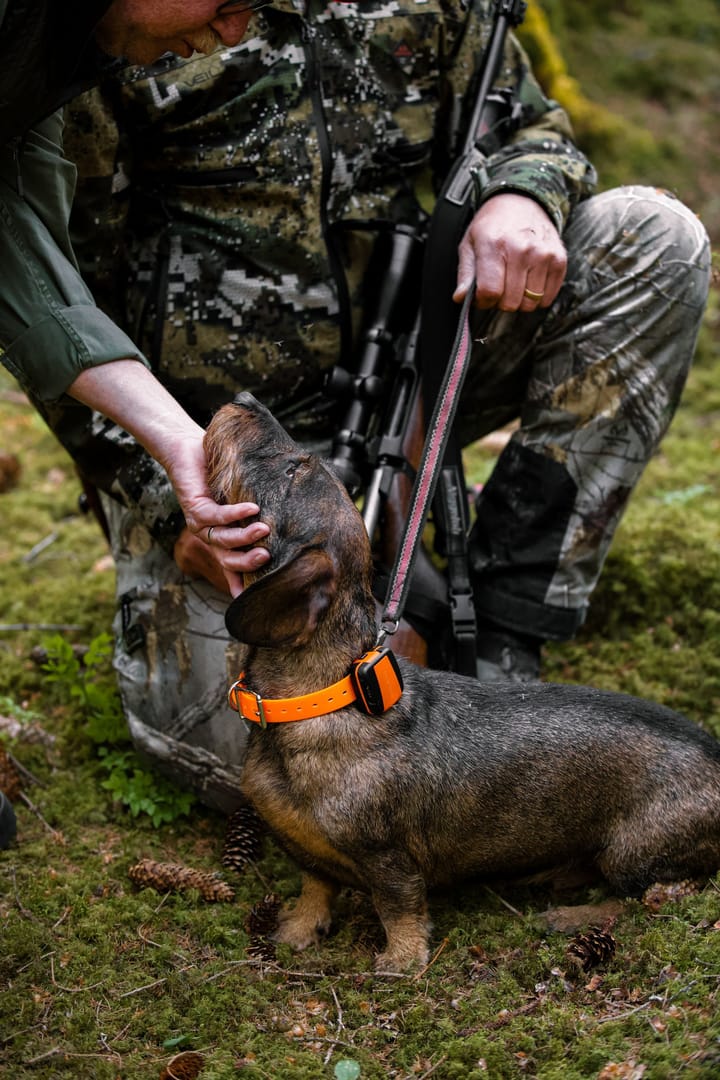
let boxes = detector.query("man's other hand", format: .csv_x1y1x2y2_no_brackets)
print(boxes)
454,192,567,312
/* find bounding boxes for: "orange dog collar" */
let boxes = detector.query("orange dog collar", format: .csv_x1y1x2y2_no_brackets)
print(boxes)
228,647,403,726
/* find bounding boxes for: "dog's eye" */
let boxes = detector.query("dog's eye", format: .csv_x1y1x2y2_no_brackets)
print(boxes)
284,455,310,480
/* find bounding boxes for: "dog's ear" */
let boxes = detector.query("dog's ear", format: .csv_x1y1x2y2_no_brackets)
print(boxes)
225,547,337,647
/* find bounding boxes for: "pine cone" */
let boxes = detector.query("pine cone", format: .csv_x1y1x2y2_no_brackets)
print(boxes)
221,805,265,873
246,938,278,964
245,892,281,937
0,746,23,802
128,859,235,902
245,892,281,962
566,924,617,972
642,879,700,912
159,1050,205,1080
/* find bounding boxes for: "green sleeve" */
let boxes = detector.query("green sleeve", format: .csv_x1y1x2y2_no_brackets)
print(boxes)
0,111,148,402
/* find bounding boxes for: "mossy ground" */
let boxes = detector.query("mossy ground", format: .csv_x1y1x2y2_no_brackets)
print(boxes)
2,3,720,1077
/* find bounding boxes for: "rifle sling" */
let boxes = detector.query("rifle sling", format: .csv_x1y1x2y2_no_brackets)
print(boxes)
416,152,485,676
380,284,476,644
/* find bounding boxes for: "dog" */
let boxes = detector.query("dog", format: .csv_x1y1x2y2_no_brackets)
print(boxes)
205,392,720,973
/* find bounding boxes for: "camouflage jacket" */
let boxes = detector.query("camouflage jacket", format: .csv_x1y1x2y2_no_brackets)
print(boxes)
60,0,597,540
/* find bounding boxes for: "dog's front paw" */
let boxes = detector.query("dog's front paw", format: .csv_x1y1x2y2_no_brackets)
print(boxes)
271,875,338,952
374,940,430,975
273,905,332,952
373,909,432,973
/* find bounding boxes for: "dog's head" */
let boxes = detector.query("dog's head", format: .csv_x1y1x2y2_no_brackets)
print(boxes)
205,393,375,650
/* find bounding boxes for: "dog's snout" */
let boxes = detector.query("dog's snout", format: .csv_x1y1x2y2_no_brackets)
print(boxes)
232,391,262,411
224,393,305,458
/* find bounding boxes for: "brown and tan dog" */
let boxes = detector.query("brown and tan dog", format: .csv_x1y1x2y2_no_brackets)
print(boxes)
205,392,720,973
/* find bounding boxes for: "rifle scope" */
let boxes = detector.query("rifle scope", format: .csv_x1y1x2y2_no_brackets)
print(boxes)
326,225,424,496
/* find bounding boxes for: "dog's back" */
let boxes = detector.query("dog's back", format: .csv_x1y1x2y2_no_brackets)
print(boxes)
386,668,720,893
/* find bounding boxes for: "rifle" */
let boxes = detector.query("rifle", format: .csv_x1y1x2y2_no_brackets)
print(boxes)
326,0,528,672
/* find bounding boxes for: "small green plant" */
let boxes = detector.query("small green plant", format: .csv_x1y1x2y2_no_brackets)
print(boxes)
42,632,195,826
42,631,126,743
0,694,46,726
99,749,195,826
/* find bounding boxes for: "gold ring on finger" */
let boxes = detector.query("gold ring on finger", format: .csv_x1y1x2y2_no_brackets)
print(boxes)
207,526,215,544
523,287,544,301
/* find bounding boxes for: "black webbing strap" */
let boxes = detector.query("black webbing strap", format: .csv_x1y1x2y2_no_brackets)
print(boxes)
380,285,476,640
418,139,483,676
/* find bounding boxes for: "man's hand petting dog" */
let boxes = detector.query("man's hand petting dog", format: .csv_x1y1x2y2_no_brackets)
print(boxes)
174,514,270,596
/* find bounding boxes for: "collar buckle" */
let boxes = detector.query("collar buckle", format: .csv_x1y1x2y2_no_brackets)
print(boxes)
228,676,268,728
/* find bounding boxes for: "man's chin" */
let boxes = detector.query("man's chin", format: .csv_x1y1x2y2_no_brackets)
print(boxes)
122,44,177,65
96,36,182,66
124,40,218,64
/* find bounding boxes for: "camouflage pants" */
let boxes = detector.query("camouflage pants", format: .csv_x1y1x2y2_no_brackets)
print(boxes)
104,184,710,806
101,494,249,812
463,184,710,639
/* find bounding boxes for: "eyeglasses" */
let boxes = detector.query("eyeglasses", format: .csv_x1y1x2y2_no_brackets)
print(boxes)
216,0,274,14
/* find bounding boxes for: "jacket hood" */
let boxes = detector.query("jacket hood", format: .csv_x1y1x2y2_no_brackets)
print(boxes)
0,0,114,145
